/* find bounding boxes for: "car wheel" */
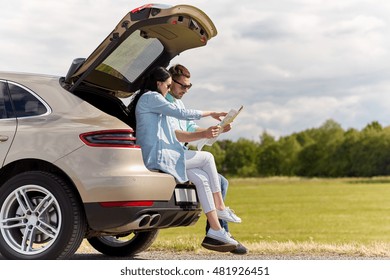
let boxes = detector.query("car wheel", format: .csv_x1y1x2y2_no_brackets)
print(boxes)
0,171,86,259
87,230,159,257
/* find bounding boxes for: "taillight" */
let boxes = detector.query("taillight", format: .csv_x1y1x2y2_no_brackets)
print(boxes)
130,4,170,13
100,201,154,207
130,4,153,13
80,129,140,148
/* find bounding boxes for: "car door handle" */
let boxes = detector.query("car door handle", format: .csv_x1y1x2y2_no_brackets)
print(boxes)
0,135,9,142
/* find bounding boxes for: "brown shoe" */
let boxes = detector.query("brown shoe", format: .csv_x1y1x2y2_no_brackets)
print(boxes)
201,236,238,252
230,242,248,255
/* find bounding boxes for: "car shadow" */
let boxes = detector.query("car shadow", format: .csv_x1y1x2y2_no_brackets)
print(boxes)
0,252,149,260
70,253,148,260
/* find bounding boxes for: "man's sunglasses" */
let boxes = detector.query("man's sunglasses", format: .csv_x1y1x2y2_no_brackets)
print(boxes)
173,79,192,90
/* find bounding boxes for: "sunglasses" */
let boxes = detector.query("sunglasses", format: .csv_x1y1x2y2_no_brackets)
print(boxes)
173,79,192,90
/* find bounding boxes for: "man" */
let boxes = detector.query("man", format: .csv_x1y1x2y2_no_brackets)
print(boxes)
167,64,247,255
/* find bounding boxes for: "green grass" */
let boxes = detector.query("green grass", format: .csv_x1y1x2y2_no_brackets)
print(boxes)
152,177,390,253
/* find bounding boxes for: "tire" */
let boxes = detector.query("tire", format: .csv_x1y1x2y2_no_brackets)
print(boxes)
87,230,159,257
0,171,86,259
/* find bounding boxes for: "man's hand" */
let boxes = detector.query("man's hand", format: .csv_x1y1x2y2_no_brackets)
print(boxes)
203,125,222,139
222,123,232,133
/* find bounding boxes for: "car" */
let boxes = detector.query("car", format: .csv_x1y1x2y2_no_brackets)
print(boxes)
0,4,217,260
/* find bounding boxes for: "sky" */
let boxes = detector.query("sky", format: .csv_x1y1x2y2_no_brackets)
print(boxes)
1,0,390,142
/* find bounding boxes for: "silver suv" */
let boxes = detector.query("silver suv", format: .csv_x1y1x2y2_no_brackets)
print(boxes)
0,4,217,260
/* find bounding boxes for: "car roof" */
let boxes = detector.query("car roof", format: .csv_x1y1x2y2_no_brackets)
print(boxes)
64,4,217,95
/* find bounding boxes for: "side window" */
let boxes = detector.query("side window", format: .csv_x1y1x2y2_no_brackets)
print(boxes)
0,81,14,119
8,83,48,118
0,82,6,119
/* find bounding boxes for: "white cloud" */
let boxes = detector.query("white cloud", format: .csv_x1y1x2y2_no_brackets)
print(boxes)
2,0,390,141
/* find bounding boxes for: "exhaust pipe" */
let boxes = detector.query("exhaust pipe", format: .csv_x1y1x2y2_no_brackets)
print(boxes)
106,214,161,232
138,214,151,227
117,213,161,231
149,214,161,227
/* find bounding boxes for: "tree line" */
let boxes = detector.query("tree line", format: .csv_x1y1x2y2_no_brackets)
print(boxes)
197,119,390,178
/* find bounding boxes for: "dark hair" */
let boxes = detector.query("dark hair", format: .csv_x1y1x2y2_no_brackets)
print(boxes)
128,67,171,130
139,66,171,94
168,64,191,80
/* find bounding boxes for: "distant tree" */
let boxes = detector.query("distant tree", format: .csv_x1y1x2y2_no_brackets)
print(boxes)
278,135,302,176
260,131,276,146
199,139,233,175
362,121,383,132
199,119,390,178
328,128,359,177
224,138,258,177
348,125,390,177
257,142,282,176
203,142,226,172
257,132,283,176
296,119,344,176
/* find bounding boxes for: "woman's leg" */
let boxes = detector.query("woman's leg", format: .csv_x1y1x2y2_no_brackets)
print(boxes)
185,150,221,193
187,168,238,248
187,168,221,229
187,166,241,224
185,150,226,209
186,168,215,214
205,174,229,234
205,211,224,230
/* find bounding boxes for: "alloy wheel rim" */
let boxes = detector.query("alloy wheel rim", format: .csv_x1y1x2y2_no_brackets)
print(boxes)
0,185,62,255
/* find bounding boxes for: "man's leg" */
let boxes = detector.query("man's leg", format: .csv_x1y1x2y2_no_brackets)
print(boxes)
219,174,229,232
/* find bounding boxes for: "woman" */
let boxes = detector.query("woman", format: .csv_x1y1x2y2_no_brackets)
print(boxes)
131,67,241,250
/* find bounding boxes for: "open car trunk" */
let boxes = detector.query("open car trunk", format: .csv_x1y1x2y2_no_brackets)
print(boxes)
61,4,217,128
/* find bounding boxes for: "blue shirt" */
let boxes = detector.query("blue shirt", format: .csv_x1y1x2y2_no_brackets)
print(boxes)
135,91,202,182
166,93,199,135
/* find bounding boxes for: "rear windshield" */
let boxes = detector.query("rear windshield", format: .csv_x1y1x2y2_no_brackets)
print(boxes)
97,31,164,83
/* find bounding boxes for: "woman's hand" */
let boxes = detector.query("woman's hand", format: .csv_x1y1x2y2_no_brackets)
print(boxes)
210,111,227,121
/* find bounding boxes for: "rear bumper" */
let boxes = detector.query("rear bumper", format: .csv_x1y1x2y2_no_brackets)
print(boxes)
84,184,201,234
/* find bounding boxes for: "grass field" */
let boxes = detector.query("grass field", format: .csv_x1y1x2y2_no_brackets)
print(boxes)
152,177,390,257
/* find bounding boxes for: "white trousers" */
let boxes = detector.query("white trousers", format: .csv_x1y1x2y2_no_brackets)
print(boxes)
185,150,221,213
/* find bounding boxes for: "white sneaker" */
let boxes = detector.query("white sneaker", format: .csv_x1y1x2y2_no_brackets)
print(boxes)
206,228,238,246
217,207,242,223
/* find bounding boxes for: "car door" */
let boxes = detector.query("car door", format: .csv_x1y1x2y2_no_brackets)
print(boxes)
0,81,17,167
